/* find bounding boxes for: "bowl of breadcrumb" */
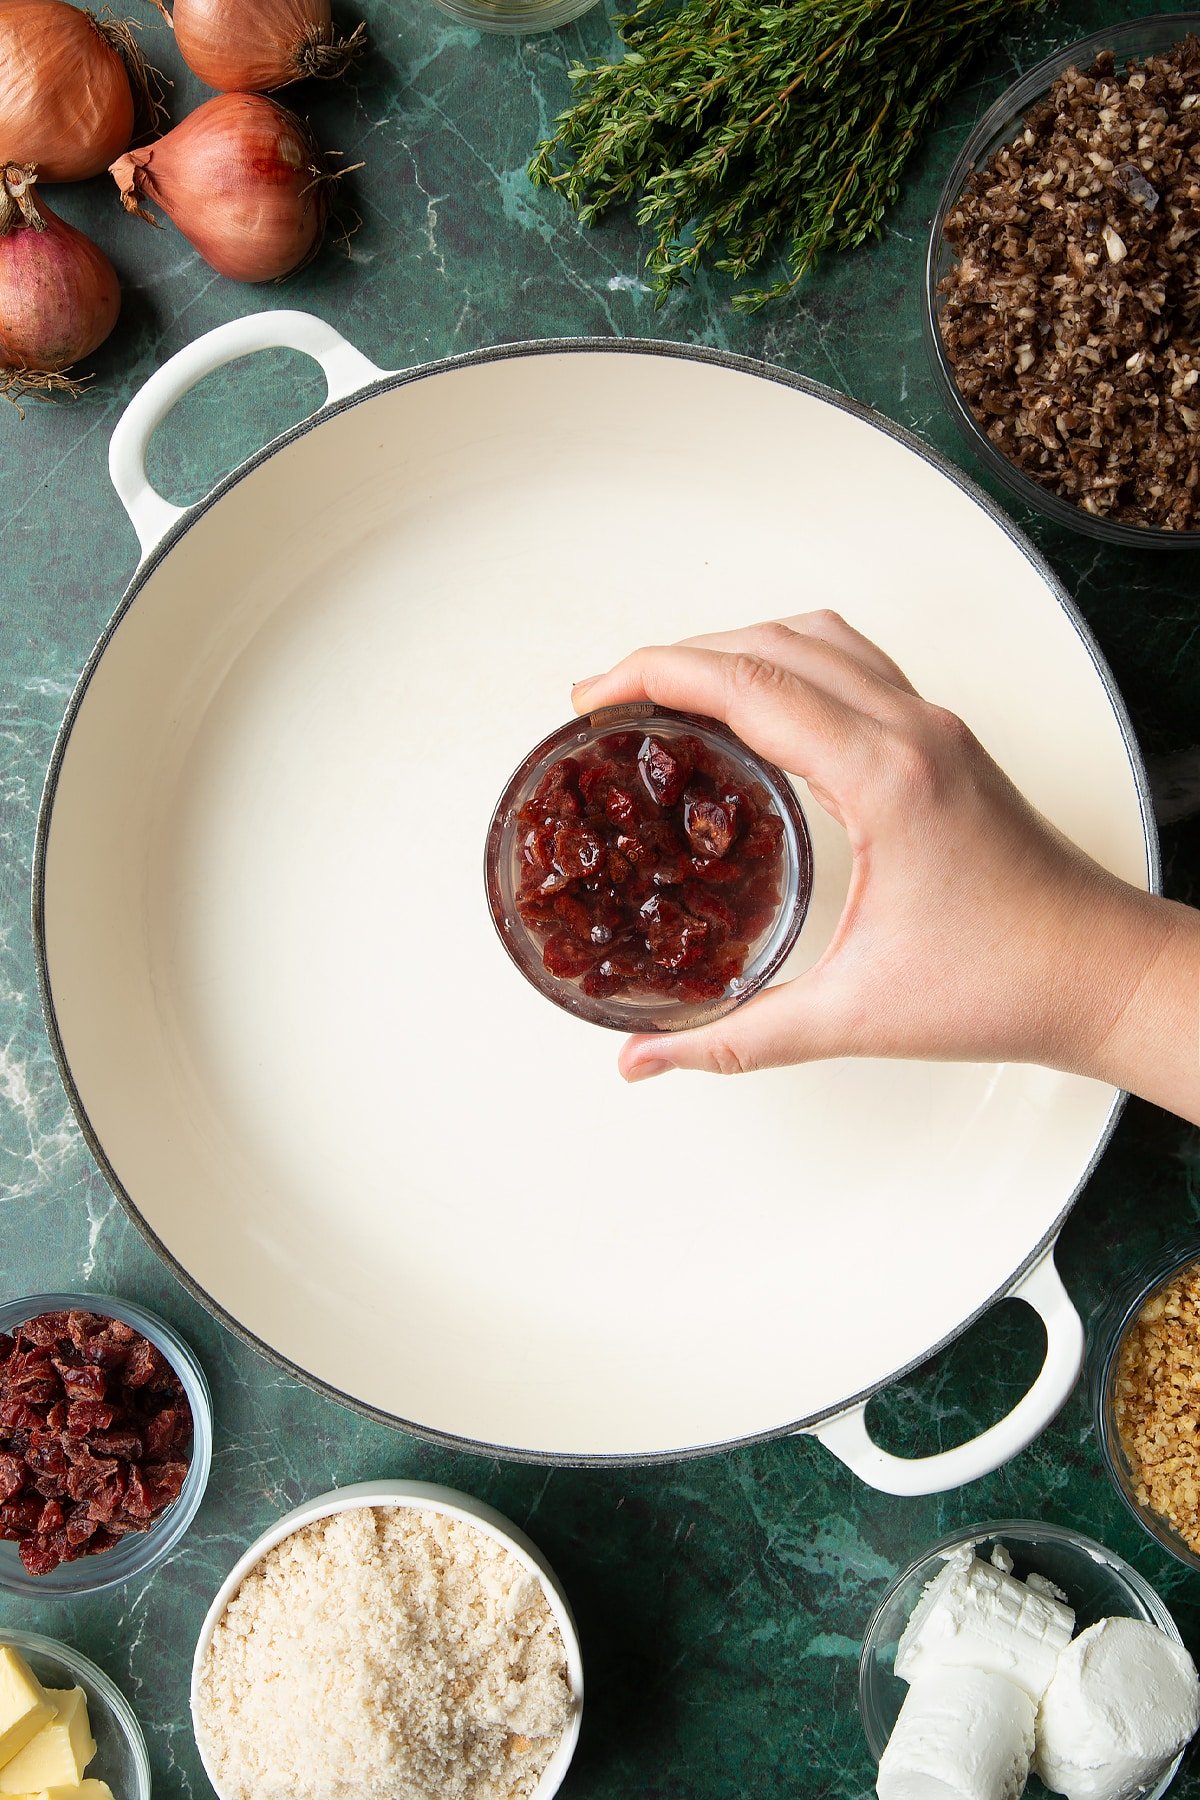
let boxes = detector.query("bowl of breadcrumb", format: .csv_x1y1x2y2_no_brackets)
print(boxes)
190,1479,584,1800
1093,1239,1200,1573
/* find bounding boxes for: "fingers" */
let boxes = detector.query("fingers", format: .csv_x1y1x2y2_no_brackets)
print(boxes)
618,975,841,1082
573,641,852,786
685,612,917,697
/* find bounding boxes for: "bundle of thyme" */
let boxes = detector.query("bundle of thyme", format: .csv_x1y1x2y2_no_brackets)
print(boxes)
529,0,1047,308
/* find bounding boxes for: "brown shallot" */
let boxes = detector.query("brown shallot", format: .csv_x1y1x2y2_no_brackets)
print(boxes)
0,164,120,407
166,0,365,92
0,1,166,182
110,93,347,282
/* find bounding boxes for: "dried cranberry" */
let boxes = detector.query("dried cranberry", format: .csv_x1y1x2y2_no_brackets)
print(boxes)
684,797,737,859
637,735,689,807
55,1362,108,1401
0,1453,24,1504
542,933,595,979
18,1535,62,1576
0,1498,43,1537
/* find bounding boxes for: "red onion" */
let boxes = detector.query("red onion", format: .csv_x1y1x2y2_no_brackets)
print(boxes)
110,94,345,283
0,164,120,406
167,0,365,92
0,1,166,182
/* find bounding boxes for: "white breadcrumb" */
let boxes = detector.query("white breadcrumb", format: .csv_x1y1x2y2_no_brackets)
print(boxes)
195,1506,574,1800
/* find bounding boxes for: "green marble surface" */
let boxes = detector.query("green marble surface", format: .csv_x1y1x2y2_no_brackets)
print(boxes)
1,0,1199,1794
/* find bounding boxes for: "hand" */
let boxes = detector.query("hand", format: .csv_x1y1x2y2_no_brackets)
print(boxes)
571,613,1200,1123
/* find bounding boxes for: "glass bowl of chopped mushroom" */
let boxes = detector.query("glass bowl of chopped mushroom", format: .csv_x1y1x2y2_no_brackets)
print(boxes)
925,16,1200,547
1092,1240,1200,1572
0,1293,212,1595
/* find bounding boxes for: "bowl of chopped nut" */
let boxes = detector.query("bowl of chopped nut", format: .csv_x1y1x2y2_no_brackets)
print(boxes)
1093,1240,1200,1572
925,16,1200,547
0,1294,212,1594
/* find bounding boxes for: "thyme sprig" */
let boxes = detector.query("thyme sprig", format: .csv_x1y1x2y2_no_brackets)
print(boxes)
529,0,1046,308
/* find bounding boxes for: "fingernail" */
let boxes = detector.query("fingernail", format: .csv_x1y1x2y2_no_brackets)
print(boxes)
572,675,601,694
624,1057,672,1084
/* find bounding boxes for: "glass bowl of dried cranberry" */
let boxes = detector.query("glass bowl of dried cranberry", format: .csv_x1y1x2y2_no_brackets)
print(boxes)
0,1295,212,1595
485,705,813,1033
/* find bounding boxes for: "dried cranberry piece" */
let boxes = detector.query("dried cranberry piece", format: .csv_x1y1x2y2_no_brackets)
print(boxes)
542,933,595,979
25,1436,69,1480
0,1333,13,1363
65,1449,119,1500
144,1407,189,1457
66,1400,116,1435
0,1400,43,1433
85,1471,128,1524
0,1453,25,1503
6,1349,58,1387
605,786,639,827
551,826,604,880
17,1313,72,1349
37,1498,65,1534
18,1535,62,1575
55,1361,108,1402
684,797,737,859
637,735,690,807
743,815,784,859
124,1465,155,1521
0,1497,42,1538
88,1428,143,1460
145,1461,189,1508
65,1512,99,1549
121,1338,169,1390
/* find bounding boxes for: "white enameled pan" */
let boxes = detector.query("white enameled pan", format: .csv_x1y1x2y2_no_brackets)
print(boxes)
34,313,1156,1492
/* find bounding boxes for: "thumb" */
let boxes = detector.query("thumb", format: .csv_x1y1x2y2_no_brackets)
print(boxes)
618,975,841,1081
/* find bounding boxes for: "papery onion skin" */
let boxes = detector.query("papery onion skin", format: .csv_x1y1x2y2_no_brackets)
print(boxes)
110,94,334,283
0,165,120,397
171,0,366,92
0,2,142,181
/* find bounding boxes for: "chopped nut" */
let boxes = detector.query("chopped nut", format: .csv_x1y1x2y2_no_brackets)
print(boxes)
1115,1264,1200,1555
938,36,1200,531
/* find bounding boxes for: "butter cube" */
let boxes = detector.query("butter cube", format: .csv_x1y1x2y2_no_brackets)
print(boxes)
0,1689,95,1795
0,1649,53,1771
22,1785,114,1800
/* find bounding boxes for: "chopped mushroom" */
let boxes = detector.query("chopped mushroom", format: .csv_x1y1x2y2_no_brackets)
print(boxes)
938,37,1200,531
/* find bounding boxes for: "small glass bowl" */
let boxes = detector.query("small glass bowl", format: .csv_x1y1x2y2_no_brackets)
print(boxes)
428,0,599,33
1092,1238,1200,1573
192,1480,583,1800
925,14,1200,550
0,1292,212,1596
484,704,813,1034
0,1628,151,1800
859,1521,1189,1800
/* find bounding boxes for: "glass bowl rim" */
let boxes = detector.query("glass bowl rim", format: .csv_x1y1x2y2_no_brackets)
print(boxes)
428,0,600,31
484,703,814,1034
190,1479,583,1800
0,1624,153,1800
0,1290,213,1596
1091,1237,1200,1572
923,11,1200,551
858,1516,1185,1764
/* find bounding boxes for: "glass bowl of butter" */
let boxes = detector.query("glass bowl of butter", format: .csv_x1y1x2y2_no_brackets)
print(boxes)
859,1520,1190,1800
0,1629,151,1800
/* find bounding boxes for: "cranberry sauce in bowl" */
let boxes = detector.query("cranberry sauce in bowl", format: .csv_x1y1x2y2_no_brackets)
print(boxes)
485,706,813,1033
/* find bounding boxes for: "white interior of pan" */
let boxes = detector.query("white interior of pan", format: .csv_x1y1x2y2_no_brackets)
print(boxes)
41,350,1148,1458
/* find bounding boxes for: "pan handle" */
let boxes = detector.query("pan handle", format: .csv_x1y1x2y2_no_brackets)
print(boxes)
806,1249,1083,1496
108,310,386,559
